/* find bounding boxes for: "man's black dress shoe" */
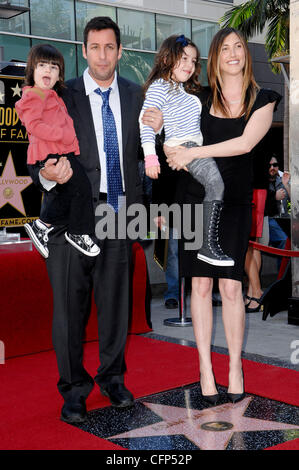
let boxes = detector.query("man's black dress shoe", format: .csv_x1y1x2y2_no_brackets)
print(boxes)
99,383,134,408
60,398,87,423
165,298,178,309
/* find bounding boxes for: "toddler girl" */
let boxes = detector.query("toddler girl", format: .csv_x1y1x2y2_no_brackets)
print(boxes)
15,44,100,258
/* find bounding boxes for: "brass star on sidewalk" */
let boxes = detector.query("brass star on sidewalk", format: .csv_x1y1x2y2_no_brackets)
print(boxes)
109,397,299,450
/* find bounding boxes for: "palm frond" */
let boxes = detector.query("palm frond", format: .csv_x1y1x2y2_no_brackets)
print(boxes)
220,0,269,38
220,0,289,73
266,14,288,58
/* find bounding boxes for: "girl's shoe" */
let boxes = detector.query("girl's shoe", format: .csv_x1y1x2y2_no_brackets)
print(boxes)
65,233,100,257
197,201,235,267
24,220,54,258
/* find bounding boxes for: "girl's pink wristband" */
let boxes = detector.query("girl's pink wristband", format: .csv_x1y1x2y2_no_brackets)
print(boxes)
145,154,160,168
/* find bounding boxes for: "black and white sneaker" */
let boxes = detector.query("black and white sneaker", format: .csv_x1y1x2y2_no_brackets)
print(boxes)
24,220,54,258
65,233,100,257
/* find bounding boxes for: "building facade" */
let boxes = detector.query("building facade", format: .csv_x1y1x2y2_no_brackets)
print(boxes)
0,0,284,125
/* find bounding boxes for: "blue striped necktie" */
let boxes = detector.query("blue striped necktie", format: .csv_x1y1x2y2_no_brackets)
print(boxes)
95,87,123,212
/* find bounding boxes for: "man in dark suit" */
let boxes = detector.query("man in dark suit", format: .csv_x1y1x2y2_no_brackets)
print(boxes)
31,17,144,423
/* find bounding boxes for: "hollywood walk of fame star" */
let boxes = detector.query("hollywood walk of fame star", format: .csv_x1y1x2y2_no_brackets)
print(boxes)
109,397,299,450
0,151,32,215
11,83,22,98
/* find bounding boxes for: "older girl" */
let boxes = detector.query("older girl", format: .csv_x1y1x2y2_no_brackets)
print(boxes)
140,34,234,267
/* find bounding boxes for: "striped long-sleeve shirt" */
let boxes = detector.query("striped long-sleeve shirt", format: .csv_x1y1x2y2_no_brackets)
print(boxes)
139,78,202,157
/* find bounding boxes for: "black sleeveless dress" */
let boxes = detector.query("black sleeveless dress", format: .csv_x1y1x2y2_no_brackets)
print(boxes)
178,87,281,282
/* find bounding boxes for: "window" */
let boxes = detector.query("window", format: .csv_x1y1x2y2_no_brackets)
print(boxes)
118,50,155,85
30,0,75,40
203,0,233,3
199,59,208,86
77,44,86,77
76,1,116,42
118,8,155,51
0,2,217,87
192,20,218,58
0,0,29,34
0,34,30,62
156,14,191,50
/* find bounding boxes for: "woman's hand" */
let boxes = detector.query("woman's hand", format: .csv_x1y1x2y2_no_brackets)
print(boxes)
142,107,163,133
164,144,194,171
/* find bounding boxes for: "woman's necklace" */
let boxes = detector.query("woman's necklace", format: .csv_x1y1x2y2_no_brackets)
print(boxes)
222,91,242,105
227,99,241,104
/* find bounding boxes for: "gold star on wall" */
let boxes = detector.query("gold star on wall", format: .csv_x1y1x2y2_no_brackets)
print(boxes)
11,83,22,97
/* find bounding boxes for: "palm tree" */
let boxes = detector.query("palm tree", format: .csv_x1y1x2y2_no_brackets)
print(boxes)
220,0,289,169
220,0,289,61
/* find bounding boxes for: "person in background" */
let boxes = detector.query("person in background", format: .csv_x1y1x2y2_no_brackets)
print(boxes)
243,143,270,313
266,155,290,268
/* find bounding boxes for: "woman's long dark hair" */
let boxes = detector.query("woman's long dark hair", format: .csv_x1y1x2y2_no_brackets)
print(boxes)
207,27,259,119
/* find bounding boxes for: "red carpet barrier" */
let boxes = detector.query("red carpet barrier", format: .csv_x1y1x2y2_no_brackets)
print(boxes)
249,239,299,258
0,241,151,359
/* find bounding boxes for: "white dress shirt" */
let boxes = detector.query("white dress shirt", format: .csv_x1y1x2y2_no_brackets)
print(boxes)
83,68,124,193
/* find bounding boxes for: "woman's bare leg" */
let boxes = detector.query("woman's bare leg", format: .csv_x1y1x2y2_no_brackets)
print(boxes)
218,278,245,394
191,277,217,395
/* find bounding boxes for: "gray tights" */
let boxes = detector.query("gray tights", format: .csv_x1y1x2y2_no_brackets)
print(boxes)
183,142,224,201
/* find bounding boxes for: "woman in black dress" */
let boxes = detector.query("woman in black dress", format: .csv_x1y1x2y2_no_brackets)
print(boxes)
144,28,281,404
165,28,281,403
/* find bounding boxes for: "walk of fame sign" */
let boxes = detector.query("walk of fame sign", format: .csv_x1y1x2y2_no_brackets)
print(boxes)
0,75,42,229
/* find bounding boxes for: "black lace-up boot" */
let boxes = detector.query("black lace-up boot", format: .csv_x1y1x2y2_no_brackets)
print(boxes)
197,201,234,267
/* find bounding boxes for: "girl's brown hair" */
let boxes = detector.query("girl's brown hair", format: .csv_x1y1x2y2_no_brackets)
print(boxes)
207,27,259,119
24,44,65,96
143,35,201,96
